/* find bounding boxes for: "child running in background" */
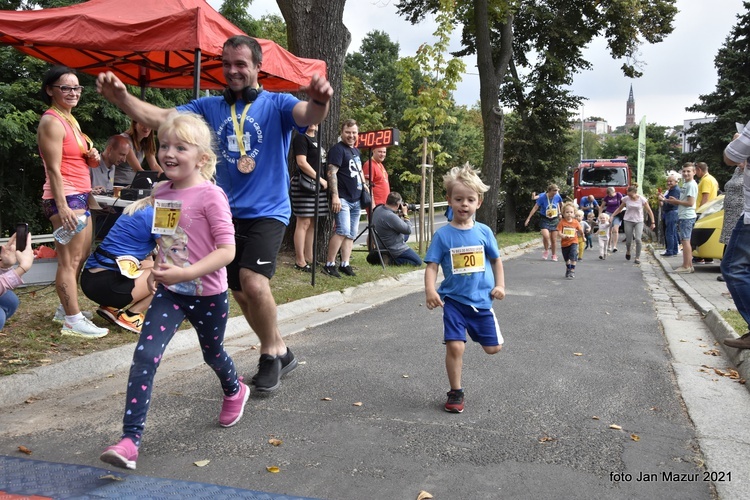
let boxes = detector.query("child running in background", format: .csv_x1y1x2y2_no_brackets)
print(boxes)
576,210,590,261
100,113,246,470
424,163,505,414
557,202,584,278
598,212,611,260
585,212,595,249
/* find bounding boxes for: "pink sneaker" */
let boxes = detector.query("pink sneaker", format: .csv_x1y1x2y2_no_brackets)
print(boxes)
551,254,558,262
100,438,138,470
542,250,549,260
219,382,249,427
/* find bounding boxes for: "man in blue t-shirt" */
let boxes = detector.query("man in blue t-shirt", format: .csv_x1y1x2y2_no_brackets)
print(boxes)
96,35,333,394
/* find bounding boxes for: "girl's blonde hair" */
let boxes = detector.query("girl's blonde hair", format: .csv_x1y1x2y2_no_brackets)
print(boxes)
158,113,217,181
599,212,611,221
123,192,156,216
443,162,490,201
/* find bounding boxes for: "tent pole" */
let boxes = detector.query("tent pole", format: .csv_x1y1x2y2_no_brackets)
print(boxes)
193,48,201,100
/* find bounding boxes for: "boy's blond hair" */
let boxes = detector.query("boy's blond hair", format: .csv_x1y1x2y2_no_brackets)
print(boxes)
443,163,490,201
575,209,584,218
158,112,217,182
561,202,577,216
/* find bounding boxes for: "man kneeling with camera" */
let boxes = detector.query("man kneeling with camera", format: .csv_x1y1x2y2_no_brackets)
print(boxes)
369,192,423,266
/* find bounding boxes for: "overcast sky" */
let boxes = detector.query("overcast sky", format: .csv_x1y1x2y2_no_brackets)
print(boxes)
211,0,746,128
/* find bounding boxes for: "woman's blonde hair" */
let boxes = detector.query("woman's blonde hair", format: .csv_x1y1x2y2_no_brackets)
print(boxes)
443,163,490,201
158,113,217,181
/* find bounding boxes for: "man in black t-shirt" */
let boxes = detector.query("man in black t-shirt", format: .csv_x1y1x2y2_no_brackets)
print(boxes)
323,119,367,278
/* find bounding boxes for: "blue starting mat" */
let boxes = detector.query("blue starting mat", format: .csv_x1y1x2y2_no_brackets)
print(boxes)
0,455,317,499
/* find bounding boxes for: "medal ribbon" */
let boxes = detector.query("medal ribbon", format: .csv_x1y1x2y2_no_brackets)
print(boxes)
230,102,252,159
50,105,93,156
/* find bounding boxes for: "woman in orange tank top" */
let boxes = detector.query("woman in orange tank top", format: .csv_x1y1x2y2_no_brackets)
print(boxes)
38,66,108,339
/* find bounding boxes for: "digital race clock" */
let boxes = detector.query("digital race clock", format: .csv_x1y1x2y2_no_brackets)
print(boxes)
356,128,400,148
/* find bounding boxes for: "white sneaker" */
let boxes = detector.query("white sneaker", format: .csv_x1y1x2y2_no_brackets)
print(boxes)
53,304,93,323
674,266,695,274
61,317,109,338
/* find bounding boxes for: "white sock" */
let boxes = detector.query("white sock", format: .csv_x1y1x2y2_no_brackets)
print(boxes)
341,261,349,267
65,313,84,324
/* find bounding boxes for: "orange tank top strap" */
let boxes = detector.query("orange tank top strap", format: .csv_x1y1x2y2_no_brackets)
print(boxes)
48,106,93,156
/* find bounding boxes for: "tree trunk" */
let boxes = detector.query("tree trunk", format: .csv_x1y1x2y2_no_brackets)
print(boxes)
278,0,350,152
473,0,513,233
277,0,350,263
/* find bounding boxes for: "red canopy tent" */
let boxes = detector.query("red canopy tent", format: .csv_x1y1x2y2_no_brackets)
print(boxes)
0,0,326,97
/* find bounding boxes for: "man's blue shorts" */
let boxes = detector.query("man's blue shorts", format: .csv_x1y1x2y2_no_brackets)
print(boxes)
443,297,504,347
678,217,696,241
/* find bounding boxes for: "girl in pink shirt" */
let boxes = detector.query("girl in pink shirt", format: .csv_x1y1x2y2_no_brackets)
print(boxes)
101,113,247,471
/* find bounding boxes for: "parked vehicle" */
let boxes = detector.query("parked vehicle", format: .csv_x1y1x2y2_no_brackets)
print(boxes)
571,157,632,205
691,194,725,260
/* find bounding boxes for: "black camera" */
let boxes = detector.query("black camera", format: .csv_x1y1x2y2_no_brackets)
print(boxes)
400,203,417,211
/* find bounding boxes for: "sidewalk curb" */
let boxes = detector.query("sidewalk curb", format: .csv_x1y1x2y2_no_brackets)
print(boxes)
649,244,750,384
0,240,539,406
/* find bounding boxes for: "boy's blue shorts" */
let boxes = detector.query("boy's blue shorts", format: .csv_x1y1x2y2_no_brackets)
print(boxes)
443,297,504,347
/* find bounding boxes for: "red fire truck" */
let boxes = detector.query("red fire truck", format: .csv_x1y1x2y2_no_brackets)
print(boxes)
572,157,632,204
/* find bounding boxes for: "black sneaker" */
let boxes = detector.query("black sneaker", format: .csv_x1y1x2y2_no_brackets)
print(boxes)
322,264,341,278
251,348,298,385
279,348,299,377
252,354,282,392
338,264,356,276
444,389,464,413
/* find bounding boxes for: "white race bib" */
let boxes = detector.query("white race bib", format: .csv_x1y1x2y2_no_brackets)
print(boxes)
450,245,485,275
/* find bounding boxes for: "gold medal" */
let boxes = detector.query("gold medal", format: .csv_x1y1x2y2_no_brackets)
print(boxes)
237,155,255,174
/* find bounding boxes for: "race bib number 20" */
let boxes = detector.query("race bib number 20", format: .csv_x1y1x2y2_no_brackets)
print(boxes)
450,245,485,275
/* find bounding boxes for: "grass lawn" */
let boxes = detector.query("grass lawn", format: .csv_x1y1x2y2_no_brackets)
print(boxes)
0,232,540,376
721,310,748,336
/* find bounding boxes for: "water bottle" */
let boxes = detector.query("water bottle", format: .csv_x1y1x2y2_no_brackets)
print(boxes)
53,211,90,245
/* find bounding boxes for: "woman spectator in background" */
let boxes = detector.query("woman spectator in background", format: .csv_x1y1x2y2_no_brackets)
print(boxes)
0,232,33,331
290,124,328,272
114,120,162,187
600,186,624,253
38,65,108,339
718,160,746,282
611,185,656,265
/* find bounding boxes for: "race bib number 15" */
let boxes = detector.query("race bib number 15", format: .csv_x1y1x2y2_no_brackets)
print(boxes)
152,199,182,235
450,245,485,275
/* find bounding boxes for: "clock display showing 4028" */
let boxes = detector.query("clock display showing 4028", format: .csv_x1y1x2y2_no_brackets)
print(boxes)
356,128,400,149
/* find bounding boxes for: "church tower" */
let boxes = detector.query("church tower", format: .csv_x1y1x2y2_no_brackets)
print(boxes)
625,84,636,129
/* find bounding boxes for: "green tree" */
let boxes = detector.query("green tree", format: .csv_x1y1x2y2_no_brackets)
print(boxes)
685,2,750,187
397,0,678,232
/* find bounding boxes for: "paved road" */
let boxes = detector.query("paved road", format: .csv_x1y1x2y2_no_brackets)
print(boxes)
1,242,748,499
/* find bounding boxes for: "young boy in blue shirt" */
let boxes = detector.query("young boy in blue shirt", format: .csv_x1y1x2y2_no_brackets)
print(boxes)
424,163,506,413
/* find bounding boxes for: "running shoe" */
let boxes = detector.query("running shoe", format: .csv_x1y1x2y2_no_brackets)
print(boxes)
96,306,119,326
321,264,341,278
253,354,282,392
53,304,93,323
445,389,465,413
338,265,356,276
114,310,145,334
61,317,108,338
551,254,558,262
219,382,250,427
542,250,549,260
100,438,138,470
